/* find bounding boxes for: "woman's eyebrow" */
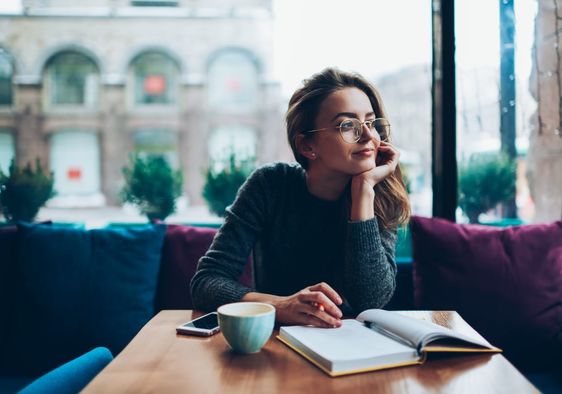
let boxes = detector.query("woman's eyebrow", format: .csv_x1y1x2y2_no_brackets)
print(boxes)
331,111,375,121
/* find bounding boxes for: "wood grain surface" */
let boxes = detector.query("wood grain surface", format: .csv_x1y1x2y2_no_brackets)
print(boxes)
83,310,538,394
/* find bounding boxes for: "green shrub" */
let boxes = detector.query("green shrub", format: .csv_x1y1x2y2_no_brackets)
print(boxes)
458,153,516,223
0,159,55,223
121,154,183,221
203,153,255,217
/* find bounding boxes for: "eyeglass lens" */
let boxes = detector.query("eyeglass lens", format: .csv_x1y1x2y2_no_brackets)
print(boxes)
339,119,390,143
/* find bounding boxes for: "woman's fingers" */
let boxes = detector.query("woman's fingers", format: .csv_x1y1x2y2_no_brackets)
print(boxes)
275,283,345,328
308,282,343,305
300,312,337,328
298,302,342,327
300,291,342,320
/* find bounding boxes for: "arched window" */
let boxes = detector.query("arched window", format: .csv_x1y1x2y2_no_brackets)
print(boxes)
50,131,101,196
131,52,179,105
208,125,256,170
45,52,99,107
0,131,15,173
133,128,178,167
207,50,259,112
0,49,14,106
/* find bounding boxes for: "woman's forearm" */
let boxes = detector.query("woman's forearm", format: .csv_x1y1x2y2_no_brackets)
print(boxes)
241,291,284,305
350,182,375,221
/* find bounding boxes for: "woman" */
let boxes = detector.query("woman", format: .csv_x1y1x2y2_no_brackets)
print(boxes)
191,68,410,328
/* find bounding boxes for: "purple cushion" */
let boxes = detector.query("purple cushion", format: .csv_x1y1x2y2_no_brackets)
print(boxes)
155,225,253,311
411,216,562,367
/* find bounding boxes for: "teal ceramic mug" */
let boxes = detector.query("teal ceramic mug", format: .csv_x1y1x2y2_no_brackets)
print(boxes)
217,302,276,354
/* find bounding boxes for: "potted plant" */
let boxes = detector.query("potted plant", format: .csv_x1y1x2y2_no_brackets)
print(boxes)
458,153,516,223
0,158,55,223
121,154,183,221
203,152,255,217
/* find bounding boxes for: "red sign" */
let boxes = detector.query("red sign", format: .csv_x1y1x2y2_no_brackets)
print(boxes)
67,167,82,181
227,78,241,92
144,75,166,95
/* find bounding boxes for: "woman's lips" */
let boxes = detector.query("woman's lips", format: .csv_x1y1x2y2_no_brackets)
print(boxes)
353,148,374,157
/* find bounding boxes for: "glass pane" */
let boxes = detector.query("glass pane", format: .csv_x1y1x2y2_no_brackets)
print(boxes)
274,0,432,217
0,131,15,173
208,51,258,112
456,0,537,224
48,52,99,106
134,128,178,167
50,131,101,195
208,125,256,171
0,49,13,105
132,52,178,104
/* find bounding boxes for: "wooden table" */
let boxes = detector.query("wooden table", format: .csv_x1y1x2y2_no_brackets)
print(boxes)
83,310,538,393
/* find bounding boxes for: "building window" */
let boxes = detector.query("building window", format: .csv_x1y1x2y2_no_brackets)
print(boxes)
0,49,14,106
208,50,259,112
0,131,15,173
208,125,256,171
45,52,99,107
50,131,101,196
133,128,178,167
131,52,179,105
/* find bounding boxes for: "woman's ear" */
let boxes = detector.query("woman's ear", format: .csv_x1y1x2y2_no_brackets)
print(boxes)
295,134,317,160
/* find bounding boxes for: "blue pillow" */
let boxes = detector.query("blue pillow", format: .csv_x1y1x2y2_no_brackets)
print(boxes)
9,223,166,375
88,226,165,353
0,225,19,371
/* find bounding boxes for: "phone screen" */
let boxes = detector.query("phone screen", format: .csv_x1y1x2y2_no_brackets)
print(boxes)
181,313,219,330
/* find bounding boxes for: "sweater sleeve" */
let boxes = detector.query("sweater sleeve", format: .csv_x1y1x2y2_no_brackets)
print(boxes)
190,167,270,311
343,217,397,313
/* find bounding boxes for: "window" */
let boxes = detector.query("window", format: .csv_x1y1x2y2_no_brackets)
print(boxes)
131,52,179,105
376,65,432,216
455,0,537,224
0,131,15,173
207,50,259,112
0,49,14,106
46,52,99,107
133,128,178,167
50,131,101,196
208,125,256,171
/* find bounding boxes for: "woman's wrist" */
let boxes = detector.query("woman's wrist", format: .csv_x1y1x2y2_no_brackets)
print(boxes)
241,291,284,308
350,181,375,221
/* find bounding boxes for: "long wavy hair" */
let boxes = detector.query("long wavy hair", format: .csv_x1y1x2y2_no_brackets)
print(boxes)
286,67,410,230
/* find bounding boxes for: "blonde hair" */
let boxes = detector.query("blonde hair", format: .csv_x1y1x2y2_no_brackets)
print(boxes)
286,68,410,230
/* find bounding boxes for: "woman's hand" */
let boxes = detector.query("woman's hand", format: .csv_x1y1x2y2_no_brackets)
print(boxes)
242,282,343,328
349,141,400,221
352,141,400,190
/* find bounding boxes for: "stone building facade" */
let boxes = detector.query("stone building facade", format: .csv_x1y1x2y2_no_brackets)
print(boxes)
0,0,287,206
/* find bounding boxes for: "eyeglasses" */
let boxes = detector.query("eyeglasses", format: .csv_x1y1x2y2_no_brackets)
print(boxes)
302,118,391,144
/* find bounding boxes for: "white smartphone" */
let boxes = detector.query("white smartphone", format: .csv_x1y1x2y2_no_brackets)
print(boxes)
176,312,220,337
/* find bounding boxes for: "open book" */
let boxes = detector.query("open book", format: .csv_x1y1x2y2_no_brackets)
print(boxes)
277,309,501,377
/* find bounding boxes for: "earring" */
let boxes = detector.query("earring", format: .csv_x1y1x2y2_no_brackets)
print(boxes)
310,153,317,159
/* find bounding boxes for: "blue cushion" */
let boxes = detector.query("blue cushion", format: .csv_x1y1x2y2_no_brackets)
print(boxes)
88,226,166,353
19,347,113,394
0,225,18,371
8,223,166,375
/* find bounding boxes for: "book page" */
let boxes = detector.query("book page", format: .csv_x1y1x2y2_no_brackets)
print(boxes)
279,319,417,372
356,309,492,350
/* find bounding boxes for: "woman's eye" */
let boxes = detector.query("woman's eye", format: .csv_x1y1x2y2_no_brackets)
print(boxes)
340,120,355,131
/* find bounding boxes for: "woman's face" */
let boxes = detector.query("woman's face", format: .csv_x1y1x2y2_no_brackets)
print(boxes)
307,87,381,177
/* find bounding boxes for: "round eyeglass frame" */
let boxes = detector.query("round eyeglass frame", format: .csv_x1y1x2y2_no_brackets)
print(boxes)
301,118,391,144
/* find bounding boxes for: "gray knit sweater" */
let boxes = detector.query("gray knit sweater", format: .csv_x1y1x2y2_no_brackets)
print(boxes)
190,162,397,314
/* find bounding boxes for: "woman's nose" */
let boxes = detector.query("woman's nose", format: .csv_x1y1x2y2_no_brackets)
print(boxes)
359,124,381,143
